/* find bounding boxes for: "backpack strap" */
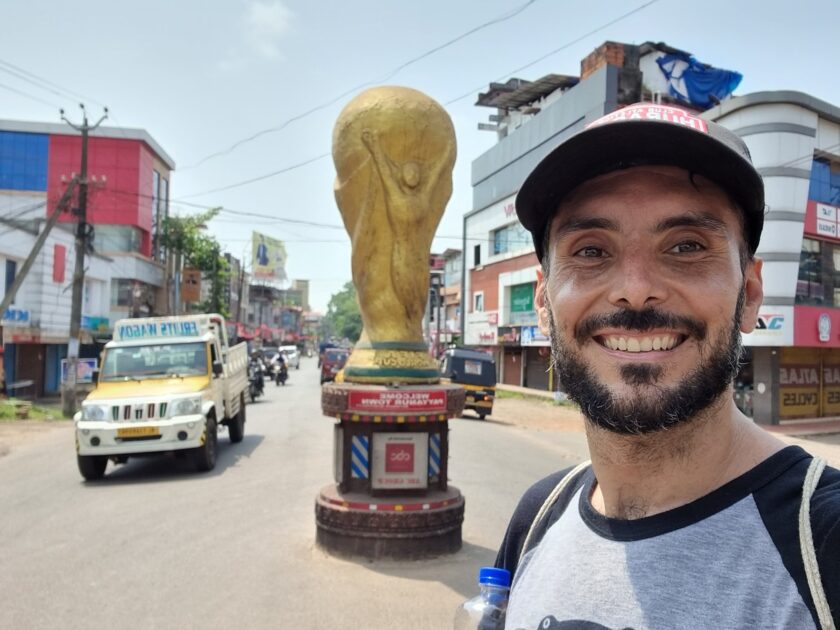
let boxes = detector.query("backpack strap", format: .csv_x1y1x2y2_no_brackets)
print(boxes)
518,460,591,567
800,456,834,630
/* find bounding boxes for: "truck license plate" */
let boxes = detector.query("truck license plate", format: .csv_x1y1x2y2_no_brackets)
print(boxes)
117,426,160,438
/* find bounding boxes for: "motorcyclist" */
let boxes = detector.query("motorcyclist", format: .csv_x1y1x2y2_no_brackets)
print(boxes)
250,350,265,393
270,351,288,385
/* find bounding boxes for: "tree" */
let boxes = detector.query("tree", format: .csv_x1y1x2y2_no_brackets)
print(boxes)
160,208,231,318
325,282,362,343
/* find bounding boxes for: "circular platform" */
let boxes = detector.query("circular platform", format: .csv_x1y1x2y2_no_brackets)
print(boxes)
315,484,464,560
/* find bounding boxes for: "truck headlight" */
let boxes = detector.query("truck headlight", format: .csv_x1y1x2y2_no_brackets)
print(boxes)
82,404,107,421
171,397,202,417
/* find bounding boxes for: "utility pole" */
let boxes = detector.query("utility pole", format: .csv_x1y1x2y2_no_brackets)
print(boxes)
0,177,78,316
62,104,107,418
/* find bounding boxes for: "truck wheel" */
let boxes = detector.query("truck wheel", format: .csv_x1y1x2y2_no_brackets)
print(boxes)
229,394,246,444
77,455,107,481
192,415,218,472
478,412,488,420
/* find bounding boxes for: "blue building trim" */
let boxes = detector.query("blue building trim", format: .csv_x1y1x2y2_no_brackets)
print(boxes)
0,131,49,192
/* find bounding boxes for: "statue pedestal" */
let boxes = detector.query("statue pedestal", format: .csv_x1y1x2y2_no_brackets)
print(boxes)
316,382,465,559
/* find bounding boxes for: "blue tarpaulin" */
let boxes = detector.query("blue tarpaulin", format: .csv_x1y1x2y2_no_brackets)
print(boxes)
656,53,742,109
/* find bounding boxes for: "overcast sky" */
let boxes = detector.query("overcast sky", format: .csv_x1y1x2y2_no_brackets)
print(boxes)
2,0,838,312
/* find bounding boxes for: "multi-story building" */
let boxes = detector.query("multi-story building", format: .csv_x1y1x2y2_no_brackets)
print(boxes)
0,119,175,396
706,92,840,424
441,248,462,345
463,40,745,392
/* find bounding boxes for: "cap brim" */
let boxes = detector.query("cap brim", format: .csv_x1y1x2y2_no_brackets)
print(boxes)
516,121,765,259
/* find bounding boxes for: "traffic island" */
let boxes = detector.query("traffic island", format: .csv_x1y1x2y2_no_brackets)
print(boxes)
316,383,465,559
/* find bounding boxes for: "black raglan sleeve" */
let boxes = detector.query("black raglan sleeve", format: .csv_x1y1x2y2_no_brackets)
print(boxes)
494,468,576,580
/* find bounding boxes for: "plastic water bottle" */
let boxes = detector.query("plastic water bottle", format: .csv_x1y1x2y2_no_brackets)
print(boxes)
454,566,511,630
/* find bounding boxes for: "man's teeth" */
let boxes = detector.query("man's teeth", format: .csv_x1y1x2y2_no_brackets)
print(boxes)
603,335,679,352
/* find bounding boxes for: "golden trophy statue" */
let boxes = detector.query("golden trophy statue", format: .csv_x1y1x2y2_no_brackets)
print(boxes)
332,86,456,384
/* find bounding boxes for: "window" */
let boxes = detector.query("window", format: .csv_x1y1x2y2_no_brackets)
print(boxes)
5,260,17,304
473,244,481,267
96,225,141,253
492,221,531,256
796,238,840,307
810,158,840,206
473,292,484,312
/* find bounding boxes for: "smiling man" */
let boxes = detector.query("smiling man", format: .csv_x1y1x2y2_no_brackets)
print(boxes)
494,103,840,630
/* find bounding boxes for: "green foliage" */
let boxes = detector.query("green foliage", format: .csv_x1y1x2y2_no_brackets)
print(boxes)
325,281,362,343
160,208,231,318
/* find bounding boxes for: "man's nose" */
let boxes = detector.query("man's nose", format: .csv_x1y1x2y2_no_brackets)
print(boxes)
606,253,668,310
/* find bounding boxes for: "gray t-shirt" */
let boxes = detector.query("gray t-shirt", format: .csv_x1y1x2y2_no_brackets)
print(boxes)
496,446,840,630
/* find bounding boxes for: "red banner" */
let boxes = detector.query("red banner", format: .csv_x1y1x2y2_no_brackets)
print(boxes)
347,390,447,413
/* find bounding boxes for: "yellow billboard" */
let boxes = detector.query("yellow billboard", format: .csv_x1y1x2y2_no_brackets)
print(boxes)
252,232,287,282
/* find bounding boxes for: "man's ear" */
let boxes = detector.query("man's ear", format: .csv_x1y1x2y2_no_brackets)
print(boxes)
535,268,551,337
740,257,764,333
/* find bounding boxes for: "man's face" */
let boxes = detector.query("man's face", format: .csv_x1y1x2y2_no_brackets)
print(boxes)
536,166,764,434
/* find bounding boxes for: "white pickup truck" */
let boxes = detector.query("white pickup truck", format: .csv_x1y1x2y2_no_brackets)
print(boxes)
74,314,249,480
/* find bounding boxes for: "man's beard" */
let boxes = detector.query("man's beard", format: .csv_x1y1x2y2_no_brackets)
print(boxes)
547,290,745,435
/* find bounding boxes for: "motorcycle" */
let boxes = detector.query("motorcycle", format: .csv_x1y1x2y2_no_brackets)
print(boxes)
273,361,288,386
248,358,265,401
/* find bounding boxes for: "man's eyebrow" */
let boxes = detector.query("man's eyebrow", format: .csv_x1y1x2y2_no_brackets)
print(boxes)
654,213,729,234
552,217,620,239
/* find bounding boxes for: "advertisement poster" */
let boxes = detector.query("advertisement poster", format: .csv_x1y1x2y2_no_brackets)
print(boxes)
252,232,287,282
60,358,98,384
371,433,428,489
778,347,820,419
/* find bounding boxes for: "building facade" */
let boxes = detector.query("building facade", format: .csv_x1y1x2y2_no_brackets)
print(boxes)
0,118,175,396
706,92,840,424
463,41,745,393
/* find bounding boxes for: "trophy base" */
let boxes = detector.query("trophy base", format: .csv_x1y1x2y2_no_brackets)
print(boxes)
315,484,464,560
343,342,440,384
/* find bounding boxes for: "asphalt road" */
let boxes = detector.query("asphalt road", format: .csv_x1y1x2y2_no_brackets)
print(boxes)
0,358,589,630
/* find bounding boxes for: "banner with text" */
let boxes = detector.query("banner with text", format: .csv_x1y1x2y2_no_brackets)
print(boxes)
252,232,287,282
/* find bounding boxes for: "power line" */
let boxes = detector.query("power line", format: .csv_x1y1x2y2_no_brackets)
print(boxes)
445,0,661,105
0,81,61,109
0,58,107,109
178,152,330,198
180,0,542,170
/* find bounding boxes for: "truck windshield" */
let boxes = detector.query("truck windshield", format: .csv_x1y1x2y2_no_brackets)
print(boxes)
101,342,209,381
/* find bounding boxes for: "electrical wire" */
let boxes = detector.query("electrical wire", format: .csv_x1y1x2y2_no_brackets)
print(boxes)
0,81,62,110
180,0,542,170
0,58,107,109
445,0,660,105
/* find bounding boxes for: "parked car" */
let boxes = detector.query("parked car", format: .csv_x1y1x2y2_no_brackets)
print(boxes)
280,345,300,369
320,348,350,384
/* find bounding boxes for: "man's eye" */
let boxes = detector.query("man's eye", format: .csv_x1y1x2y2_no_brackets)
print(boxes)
576,246,605,258
671,241,704,254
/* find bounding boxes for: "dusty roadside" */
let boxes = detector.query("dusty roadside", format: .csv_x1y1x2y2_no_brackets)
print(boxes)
0,420,71,458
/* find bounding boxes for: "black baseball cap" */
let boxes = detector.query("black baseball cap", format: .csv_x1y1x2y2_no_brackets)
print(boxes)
515,103,765,261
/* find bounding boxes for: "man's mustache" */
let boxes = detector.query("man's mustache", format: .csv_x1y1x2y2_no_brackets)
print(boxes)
575,308,707,345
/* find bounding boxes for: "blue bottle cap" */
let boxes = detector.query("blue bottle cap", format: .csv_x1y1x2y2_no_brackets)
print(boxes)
478,567,511,588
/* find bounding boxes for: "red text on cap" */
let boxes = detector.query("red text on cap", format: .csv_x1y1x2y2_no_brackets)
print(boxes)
586,104,709,134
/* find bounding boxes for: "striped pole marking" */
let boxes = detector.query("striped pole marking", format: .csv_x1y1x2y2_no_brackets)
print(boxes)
428,433,441,477
350,435,369,479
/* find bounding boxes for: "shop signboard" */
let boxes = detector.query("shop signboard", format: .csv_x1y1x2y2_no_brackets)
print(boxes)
497,326,520,346
371,433,428,489
2,307,30,326
81,316,110,332
804,201,840,242
823,353,840,416
742,306,793,346
61,358,98,384
509,282,537,326
778,347,820,419
520,325,549,346
794,306,840,348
